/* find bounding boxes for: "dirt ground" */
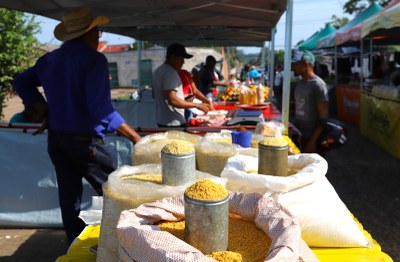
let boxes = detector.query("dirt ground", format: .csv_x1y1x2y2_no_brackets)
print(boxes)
1,95,24,122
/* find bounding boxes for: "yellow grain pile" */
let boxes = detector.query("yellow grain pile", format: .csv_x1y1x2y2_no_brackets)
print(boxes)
161,141,195,155
157,216,271,261
210,137,232,144
157,220,185,240
202,132,232,144
208,251,242,262
120,174,162,184
252,135,300,154
133,139,181,165
132,131,201,165
184,179,228,201
259,136,288,147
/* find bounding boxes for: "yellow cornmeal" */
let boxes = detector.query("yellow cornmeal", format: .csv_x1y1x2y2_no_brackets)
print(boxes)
120,174,162,184
184,179,228,201
157,220,185,240
208,251,242,262
157,216,271,262
161,140,195,155
252,135,300,154
211,138,232,144
259,136,288,147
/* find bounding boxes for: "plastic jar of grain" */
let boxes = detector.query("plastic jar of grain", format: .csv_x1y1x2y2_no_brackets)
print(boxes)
258,136,289,176
161,141,196,186
184,179,229,254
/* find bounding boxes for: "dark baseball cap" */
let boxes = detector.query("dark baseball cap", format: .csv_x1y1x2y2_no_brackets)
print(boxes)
292,50,315,65
206,55,217,64
167,43,193,59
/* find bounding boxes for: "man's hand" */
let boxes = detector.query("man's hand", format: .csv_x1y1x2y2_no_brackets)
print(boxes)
207,101,215,111
196,103,212,114
117,122,141,144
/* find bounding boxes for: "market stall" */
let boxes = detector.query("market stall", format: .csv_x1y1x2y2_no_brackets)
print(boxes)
336,84,361,125
298,24,336,51
315,2,383,126
359,1,400,159
360,89,400,159
0,1,394,262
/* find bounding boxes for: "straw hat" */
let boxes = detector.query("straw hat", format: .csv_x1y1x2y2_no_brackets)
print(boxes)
54,6,109,41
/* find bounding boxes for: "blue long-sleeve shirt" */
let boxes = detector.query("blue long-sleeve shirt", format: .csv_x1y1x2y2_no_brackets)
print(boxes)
13,39,124,137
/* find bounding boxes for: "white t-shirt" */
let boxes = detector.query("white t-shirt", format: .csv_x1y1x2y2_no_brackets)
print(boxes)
152,63,185,126
274,71,284,87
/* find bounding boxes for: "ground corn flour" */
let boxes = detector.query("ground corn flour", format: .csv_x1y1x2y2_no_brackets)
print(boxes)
120,174,162,184
161,141,195,155
157,216,271,262
184,179,228,201
259,136,288,147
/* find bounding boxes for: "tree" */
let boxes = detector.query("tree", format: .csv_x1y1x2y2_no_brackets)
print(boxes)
343,0,391,15
327,15,350,29
0,8,41,118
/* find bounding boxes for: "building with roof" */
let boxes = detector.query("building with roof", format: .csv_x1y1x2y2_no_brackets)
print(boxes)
100,42,223,89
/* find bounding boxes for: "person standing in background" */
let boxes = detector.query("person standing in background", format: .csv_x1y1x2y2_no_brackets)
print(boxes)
240,64,251,82
12,6,141,245
248,65,261,84
273,64,284,109
198,55,228,99
291,50,329,154
152,43,211,127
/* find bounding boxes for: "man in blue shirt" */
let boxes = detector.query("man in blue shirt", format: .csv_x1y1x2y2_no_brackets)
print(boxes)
13,6,141,244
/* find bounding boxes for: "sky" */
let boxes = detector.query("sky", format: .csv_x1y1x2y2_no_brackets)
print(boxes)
35,0,353,54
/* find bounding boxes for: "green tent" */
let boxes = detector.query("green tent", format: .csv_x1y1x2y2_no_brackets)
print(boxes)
317,2,383,48
298,24,336,50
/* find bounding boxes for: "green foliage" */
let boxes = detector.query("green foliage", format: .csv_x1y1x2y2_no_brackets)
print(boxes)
274,50,285,66
0,8,41,118
343,0,390,15
327,15,350,29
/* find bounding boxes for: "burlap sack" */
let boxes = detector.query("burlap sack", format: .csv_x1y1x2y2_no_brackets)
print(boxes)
117,192,318,262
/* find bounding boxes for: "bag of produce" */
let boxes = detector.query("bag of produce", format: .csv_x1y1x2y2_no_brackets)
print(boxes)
97,164,224,262
117,192,317,262
131,131,201,165
196,133,240,176
221,153,371,248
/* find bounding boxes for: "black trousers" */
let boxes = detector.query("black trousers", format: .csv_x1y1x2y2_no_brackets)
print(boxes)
47,130,115,244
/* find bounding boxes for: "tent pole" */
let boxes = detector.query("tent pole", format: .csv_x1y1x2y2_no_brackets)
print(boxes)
261,41,266,70
334,45,338,86
137,40,142,88
269,27,276,90
360,39,363,88
369,39,373,77
282,0,293,135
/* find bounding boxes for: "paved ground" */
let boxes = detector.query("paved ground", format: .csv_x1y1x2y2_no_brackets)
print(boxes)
324,123,400,262
1,94,399,261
